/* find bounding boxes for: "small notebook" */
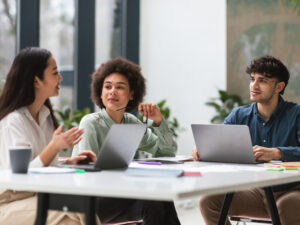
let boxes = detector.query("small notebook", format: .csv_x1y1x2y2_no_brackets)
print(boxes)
125,168,183,177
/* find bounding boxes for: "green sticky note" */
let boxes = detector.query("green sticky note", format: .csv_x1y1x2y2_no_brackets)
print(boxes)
76,169,86,173
283,166,298,170
267,167,284,172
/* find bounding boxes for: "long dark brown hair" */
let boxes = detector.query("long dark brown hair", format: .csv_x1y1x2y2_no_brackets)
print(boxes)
0,47,58,128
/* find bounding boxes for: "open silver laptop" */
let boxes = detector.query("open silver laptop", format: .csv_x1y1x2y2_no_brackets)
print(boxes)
191,124,258,164
68,124,147,171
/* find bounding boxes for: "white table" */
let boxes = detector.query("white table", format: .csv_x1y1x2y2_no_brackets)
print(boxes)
0,161,300,225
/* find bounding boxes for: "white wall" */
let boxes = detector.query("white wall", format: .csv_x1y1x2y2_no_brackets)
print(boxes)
140,0,226,155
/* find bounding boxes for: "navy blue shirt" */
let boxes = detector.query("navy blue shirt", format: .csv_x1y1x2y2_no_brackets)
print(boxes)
224,96,300,191
224,96,300,162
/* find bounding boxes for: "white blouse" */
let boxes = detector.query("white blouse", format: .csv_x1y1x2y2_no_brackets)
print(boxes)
0,105,58,172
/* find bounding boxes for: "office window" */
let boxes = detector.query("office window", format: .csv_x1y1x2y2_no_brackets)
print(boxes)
0,0,16,90
40,0,75,110
95,0,121,68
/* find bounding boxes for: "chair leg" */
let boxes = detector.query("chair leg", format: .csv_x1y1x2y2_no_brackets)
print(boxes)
217,193,234,225
263,187,281,225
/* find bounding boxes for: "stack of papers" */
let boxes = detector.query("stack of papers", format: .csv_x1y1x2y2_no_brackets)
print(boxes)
136,155,194,164
125,168,183,177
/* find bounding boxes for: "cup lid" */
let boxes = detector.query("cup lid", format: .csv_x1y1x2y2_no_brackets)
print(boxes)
9,145,32,150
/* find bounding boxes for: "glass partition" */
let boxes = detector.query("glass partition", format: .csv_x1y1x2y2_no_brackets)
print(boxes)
95,0,121,68
0,0,16,90
40,0,75,110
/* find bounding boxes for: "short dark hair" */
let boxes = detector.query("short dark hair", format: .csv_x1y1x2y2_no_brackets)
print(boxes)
246,55,290,95
0,47,58,128
91,57,146,112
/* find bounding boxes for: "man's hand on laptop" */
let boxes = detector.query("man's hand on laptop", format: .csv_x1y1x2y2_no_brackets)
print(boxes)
192,147,200,161
66,151,97,165
253,145,282,161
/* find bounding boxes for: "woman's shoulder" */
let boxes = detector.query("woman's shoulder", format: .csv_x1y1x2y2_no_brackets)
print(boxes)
79,111,108,127
0,108,26,126
124,112,141,124
81,112,102,123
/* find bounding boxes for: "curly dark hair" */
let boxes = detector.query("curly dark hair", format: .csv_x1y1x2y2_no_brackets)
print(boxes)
246,55,290,95
91,57,146,112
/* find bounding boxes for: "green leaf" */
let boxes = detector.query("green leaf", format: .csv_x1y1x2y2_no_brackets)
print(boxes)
205,102,221,112
55,106,91,130
219,90,229,103
157,99,166,108
206,89,248,124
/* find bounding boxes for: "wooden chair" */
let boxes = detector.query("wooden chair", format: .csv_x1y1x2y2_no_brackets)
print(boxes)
230,216,272,225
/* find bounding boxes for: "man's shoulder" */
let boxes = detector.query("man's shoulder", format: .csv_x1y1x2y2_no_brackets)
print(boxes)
231,103,254,116
280,100,300,117
283,100,300,110
224,103,254,124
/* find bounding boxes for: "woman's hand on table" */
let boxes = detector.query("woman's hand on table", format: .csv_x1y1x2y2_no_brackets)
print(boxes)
66,150,97,165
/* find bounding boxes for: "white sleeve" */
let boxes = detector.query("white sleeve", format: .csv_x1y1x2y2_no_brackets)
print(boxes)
2,119,44,168
29,155,44,168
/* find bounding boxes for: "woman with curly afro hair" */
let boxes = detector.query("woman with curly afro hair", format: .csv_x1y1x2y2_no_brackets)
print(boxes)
72,57,180,225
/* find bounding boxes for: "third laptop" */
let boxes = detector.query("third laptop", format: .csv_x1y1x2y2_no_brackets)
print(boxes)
191,124,258,164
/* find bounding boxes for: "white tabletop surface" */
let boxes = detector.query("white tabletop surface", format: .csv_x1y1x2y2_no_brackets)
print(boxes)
1,162,300,201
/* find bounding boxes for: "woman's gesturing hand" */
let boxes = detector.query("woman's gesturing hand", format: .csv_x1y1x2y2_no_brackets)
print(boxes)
52,126,84,152
138,103,163,126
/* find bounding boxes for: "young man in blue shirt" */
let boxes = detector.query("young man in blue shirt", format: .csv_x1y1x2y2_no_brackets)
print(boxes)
193,56,300,225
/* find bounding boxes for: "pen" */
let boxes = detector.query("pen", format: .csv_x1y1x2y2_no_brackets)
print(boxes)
138,161,162,165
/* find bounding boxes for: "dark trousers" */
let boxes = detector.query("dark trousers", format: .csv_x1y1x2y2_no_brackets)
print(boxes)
97,197,181,225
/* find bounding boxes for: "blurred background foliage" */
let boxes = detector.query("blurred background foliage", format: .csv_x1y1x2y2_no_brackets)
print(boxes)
55,106,91,131
206,90,249,123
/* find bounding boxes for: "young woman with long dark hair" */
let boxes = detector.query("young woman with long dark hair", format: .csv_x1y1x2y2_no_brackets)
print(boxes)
0,47,96,225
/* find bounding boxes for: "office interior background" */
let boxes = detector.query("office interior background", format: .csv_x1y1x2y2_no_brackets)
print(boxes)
0,0,300,156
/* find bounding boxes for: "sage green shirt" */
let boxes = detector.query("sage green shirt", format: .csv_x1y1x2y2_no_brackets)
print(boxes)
72,108,177,158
